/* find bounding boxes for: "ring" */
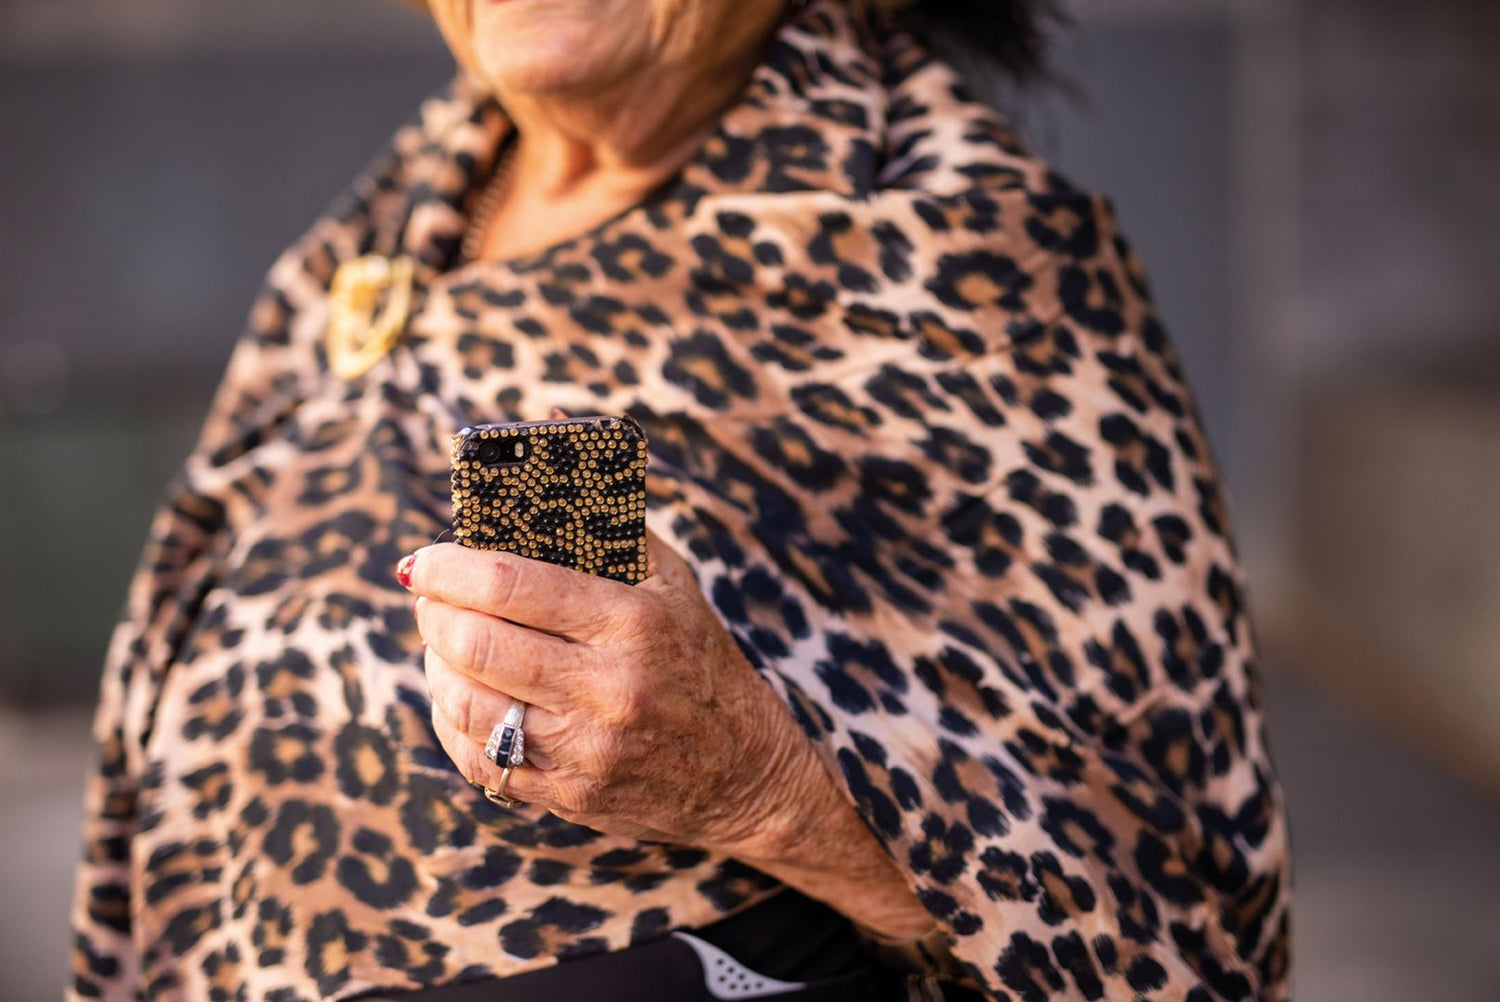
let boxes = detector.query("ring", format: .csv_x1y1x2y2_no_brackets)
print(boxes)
484,700,527,769
476,700,528,808
486,764,525,808
466,774,525,808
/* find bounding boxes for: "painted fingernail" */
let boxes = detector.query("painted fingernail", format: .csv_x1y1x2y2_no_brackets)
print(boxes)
551,407,571,419
395,553,416,589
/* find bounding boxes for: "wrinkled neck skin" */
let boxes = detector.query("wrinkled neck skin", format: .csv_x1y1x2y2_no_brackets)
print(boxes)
498,8,786,197
430,0,791,256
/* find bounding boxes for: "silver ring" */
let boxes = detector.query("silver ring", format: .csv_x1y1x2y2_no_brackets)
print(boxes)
484,699,527,769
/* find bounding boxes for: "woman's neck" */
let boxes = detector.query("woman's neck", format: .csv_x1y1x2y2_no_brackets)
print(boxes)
471,6,786,261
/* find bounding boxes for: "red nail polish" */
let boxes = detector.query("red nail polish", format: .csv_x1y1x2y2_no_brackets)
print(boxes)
395,553,415,589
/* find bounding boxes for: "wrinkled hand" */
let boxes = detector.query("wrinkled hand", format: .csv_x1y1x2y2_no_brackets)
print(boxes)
399,531,806,854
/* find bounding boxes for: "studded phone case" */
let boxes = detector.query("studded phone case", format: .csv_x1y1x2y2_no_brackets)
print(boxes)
449,415,650,584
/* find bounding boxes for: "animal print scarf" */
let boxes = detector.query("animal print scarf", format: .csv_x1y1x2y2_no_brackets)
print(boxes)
67,1,1291,1000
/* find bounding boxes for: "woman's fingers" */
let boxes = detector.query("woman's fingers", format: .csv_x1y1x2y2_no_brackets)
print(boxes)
404,542,643,641
423,648,561,770
415,596,585,710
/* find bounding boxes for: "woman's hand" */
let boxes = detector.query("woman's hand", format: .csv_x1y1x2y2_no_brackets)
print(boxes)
399,530,941,942
400,531,807,855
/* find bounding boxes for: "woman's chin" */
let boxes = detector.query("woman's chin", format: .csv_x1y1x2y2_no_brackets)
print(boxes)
470,5,643,97
478,57,600,97
474,38,635,97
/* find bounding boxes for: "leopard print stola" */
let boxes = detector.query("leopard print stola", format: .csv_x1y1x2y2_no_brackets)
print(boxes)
66,0,1292,999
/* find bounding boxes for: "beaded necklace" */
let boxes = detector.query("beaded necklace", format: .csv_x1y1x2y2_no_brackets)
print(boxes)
460,139,519,264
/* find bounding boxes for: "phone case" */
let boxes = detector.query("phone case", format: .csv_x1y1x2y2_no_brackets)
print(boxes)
449,415,650,584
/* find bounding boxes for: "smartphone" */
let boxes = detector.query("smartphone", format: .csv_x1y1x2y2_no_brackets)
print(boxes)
449,414,650,584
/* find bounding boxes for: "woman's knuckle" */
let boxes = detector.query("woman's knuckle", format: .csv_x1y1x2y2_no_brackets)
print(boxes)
484,558,522,614
455,616,493,671
460,744,492,787
564,719,612,772
561,773,605,814
606,675,644,727
602,596,645,639
448,682,479,737
597,725,630,778
426,665,452,719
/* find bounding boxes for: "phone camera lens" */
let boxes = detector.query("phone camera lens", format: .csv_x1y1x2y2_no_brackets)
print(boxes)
476,438,527,466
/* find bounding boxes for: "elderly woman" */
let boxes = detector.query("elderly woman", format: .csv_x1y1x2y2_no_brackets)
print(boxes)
66,0,1291,999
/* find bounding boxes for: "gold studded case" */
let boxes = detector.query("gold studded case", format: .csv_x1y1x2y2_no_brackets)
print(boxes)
449,415,650,584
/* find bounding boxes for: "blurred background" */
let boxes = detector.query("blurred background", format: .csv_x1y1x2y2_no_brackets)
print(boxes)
2,0,1498,998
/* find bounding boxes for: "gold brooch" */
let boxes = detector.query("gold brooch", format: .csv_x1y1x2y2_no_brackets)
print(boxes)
325,254,416,380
